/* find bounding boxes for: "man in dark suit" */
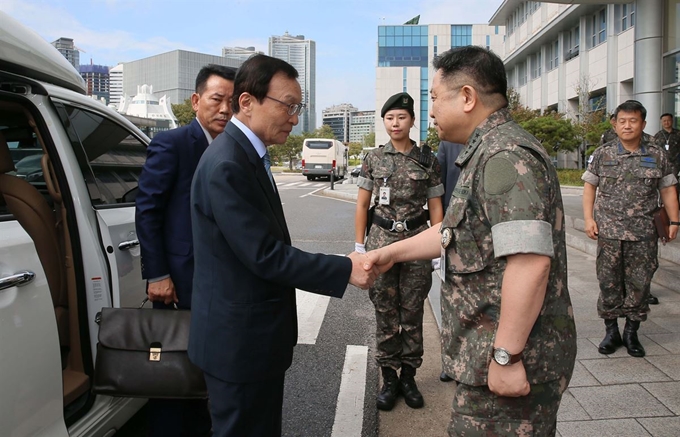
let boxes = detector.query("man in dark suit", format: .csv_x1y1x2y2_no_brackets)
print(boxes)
189,54,377,437
135,64,236,437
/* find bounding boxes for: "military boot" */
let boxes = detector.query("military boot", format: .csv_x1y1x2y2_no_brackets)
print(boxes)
647,293,659,305
598,318,623,354
399,365,424,409
623,319,645,357
376,367,400,411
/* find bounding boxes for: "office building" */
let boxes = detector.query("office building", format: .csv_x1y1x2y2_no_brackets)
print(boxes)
79,64,110,104
269,32,316,135
51,37,79,71
491,0,667,168
349,110,376,144
322,103,357,142
123,50,242,106
109,63,124,108
375,23,504,146
222,46,263,62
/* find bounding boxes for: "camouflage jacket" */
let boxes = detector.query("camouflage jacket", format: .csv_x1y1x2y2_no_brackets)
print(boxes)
439,108,576,386
583,141,677,240
600,128,617,146
358,140,443,244
654,128,680,172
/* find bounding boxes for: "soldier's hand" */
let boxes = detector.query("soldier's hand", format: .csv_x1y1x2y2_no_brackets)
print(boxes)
584,218,599,240
348,252,379,289
147,277,178,305
670,225,679,241
364,248,394,274
487,360,530,397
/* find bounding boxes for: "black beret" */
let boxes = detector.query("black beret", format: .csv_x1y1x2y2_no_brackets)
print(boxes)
381,92,414,118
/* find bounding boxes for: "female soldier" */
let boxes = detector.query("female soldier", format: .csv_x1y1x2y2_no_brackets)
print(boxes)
354,92,444,411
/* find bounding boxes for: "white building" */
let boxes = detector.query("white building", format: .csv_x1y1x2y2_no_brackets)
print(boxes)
322,103,358,143
222,46,263,62
349,110,376,144
109,63,124,108
491,0,666,168
375,23,504,146
118,84,178,130
269,32,316,135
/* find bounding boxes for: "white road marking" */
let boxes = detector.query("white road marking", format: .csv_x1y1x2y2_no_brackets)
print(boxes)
284,182,302,187
299,182,313,187
300,186,327,198
331,345,368,437
296,289,331,344
315,183,326,187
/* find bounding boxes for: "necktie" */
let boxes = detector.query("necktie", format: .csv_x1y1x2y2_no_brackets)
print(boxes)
263,151,275,187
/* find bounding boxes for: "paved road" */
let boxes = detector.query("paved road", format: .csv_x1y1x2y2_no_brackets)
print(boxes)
117,173,380,437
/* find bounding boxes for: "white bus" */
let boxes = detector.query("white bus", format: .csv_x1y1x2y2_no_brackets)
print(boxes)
301,138,347,181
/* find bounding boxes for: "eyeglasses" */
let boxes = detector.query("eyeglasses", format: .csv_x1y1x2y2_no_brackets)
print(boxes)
265,95,306,116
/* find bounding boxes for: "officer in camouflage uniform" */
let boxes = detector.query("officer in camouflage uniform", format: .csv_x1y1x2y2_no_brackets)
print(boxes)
599,113,618,146
654,113,680,173
364,46,577,436
354,92,444,411
583,100,679,358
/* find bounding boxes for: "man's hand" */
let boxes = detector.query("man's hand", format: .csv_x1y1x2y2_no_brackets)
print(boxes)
487,360,530,397
147,277,178,305
348,252,379,289
364,248,395,274
584,218,599,240
670,225,679,241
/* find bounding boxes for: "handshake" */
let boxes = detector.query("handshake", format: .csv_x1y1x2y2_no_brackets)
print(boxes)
347,243,394,289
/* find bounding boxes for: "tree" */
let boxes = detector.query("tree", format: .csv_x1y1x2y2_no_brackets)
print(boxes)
570,75,607,168
348,142,363,159
171,99,195,126
362,132,375,149
311,124,335,139
426,126,440,152
508,88,540,124
520,114,579,156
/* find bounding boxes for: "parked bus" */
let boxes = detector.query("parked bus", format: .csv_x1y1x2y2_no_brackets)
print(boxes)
301,138,347,181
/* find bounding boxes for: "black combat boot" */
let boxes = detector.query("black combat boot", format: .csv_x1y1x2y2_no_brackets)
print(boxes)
376,367,400,411
399,365,424,409
598,318,623,354
622,319,646,357
647,293,659,305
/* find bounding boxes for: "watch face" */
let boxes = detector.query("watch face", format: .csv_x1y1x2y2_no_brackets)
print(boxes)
494,348,510,365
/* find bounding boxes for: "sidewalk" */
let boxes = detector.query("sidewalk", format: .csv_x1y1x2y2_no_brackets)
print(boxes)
320,180,680,437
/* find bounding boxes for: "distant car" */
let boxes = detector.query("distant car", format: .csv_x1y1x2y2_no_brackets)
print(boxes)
350,165,361,177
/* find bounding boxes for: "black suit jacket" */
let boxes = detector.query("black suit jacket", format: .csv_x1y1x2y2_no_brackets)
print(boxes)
188,121,352,383
135,119,209,308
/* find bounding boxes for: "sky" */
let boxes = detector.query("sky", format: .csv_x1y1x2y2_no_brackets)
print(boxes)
1,0,504,122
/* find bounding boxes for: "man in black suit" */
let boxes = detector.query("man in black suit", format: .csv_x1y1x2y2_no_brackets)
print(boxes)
189,54,377,437
135,64,236,437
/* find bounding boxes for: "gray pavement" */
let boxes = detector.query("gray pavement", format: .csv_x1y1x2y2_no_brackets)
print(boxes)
320,178,680,437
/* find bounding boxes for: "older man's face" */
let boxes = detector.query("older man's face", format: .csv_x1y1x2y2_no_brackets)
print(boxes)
429,70,466,144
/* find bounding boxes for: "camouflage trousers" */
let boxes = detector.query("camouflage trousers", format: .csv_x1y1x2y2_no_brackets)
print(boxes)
596,238,657,321
449,378,567,437
368,259,432,370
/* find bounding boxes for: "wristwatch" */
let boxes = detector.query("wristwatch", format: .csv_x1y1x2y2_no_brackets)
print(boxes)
670,221,680,226
492,347,523,366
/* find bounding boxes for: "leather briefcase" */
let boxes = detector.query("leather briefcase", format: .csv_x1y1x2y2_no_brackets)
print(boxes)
92,303,207,399
654,206,670,244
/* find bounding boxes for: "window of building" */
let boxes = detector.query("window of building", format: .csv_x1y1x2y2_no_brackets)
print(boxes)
589,9,607,48
518,60,527,86
547,39,559,71
565,26,580,61
486,35,490,50
451,25,472,47
507,15,515,35
589,93,606,113
378,25,429,67
615,3,636,33
532,51,542,79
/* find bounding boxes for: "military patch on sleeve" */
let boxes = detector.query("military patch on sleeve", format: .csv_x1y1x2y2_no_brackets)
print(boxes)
484,157,518,195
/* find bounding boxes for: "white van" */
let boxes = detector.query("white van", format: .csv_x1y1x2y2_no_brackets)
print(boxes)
301,138,347,181
0,12,148,436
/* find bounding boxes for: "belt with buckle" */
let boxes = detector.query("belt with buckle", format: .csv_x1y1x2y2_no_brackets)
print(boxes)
372,213,428,233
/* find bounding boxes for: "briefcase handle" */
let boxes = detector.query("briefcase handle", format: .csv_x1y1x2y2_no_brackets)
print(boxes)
95,298,179,324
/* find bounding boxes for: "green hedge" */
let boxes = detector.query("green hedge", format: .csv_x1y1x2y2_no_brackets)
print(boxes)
557,169,585,187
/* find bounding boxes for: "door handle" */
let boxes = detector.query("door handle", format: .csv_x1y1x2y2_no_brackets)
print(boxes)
118,239,140,251
0,271,36,291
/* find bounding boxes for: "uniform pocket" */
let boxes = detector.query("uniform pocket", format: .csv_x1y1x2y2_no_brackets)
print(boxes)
441,197,487,274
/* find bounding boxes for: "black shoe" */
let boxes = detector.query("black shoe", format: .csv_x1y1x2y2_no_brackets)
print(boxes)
439,371,453,382
399,365,424,409
598,318,623,355
376,367,400,411
647,294,659,305
623,319,646,357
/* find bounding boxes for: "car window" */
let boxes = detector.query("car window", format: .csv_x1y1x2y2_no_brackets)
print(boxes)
54,102,146,207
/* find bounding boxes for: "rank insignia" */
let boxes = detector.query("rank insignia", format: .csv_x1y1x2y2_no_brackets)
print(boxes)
441,228,452,248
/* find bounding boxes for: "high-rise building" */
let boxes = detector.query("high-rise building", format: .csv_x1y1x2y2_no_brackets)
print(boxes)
123,50,242,106
51,37,79,70
322,103,358,143
269,32,316,135
349,110,376,144
222,46,264,62
375,23,504,146
79,64,110,104
109,63,124,108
